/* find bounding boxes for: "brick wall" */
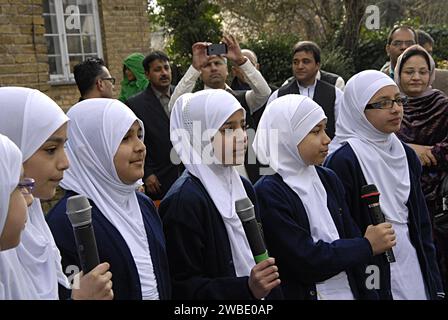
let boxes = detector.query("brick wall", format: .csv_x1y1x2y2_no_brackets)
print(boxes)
0,0,151,111
0,0,51,92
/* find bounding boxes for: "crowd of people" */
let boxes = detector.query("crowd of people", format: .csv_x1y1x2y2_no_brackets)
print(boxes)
0,25,447,300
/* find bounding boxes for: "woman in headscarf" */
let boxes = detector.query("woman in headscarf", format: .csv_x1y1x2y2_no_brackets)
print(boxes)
0,87,113,300
118,52,149,102
159,89,281,300
394,45,448,289
253,94,394,300
325,70,444,300
46,98,171,300
0,133,37,299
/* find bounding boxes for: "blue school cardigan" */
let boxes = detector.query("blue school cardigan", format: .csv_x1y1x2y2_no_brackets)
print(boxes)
159,171,283,300
324,142,443,300
255,166,378,300
46,190,171,300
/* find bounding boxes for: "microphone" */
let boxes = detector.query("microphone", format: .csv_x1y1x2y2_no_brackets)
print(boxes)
235,197,269,263
361,184,396,263
66,195,100,273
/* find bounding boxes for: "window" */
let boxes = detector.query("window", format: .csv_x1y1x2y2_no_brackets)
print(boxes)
43,0,103,83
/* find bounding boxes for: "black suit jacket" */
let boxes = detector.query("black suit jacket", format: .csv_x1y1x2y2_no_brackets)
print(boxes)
126,85,182,200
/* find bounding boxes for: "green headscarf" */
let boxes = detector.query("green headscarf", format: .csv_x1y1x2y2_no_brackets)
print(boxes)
118,53,149,102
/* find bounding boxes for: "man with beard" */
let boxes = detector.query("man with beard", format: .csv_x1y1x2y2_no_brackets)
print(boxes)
126,51,183,202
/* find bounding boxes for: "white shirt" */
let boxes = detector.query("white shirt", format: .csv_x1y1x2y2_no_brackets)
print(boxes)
268,79,343,122
168,59,271,114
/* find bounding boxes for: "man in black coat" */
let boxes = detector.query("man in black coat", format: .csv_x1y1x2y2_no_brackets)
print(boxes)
126,51,182,201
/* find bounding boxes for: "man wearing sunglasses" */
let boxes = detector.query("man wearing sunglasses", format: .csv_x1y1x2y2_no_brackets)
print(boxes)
74,57,115,101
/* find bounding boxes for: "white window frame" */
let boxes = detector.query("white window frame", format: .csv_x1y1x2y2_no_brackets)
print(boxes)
43,0,104,84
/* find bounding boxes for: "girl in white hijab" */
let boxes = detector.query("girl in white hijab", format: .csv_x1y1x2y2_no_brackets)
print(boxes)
0,87,113,300
0,133,38,299
325,70,444,300
46,98,171,300
160,89,281,300
253,94,395,300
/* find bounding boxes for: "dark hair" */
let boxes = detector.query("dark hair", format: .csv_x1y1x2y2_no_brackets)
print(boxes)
142,51,170,73
416,29,434,47
73,57,106,97
398,46,431,75
292,41,321,64
387,26,417,44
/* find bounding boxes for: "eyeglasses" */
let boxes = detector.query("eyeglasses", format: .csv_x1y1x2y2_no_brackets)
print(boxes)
101,77,116,85
390,40,415,47
18,178,35,195
365,96,408,110
402,69,430,77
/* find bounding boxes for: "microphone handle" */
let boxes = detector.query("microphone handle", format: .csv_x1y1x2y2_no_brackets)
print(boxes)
73,224,100,273
370,205,396,263
242,219,269,263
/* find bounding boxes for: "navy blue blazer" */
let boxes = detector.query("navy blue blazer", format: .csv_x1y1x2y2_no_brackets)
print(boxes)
325,142,443,299
255,167,378,300
46,190,171,300
159,171,282,300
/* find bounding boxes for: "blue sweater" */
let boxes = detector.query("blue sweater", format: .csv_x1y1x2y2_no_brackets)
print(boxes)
325,142,443,299
255,167,378,300
46,190,171,300
159,171,282,300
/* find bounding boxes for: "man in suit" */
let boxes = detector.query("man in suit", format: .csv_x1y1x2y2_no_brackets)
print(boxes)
126,51,182,201
268,41,343,138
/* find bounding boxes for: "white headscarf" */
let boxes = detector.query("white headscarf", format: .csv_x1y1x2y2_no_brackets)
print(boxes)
0,87,70,299
329,71,410,224
0,134,39,300
0,134,22,239
254,95,355,300
170,89,255,277
60,98,159,299
253,94,341,242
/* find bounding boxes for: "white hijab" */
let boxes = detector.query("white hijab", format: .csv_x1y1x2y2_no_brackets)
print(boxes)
254,95,356,300
60,98,159,299
0,87,70,299
170,89,255,277
0,134,39,300
329,71,410,223
253,95,340,243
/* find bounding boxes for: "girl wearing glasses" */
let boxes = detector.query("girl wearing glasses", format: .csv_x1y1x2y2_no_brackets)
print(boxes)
325,70,443,300
394,44,448,294
0,87,113,300
0,133,37,299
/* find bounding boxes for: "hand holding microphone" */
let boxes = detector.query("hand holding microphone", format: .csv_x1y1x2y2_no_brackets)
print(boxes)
361,185,396,263
67,195,114,300
236,198,280,299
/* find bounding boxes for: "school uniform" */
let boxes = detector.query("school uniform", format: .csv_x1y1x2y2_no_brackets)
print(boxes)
253,94,378,300
326,70,444,300
48,99,170,300
164,89,282,300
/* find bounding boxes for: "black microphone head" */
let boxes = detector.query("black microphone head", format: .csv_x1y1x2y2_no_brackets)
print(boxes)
361,184,380,204
235,197,255,222
66,195,92,228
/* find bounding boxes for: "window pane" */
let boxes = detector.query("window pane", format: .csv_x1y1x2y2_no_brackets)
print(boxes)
82,34,97,54
77,0,93,14
45,35,61,55
48,56,64,75
69,55,83,74
43,14,58,35
80,15,94,34
42,0,56,14
67,35,82,54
